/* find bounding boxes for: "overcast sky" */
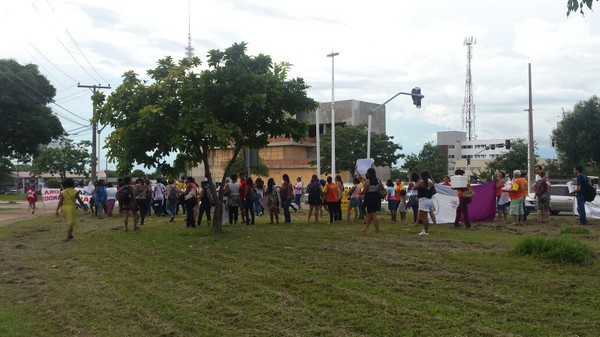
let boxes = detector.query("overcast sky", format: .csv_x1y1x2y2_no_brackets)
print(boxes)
3,0,600,169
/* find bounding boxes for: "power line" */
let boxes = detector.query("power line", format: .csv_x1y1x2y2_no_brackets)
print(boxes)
64,29,109,85
51,101,90,123
29,42,79,83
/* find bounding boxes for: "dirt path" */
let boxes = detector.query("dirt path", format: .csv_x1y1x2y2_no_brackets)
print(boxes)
0,201,55,226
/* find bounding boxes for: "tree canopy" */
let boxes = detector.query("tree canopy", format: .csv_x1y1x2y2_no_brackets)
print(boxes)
401,142,448,180
312,124,403,176
0,59,63,160
552,96,600,169
30,137,91,180
99,42,317,232
567,0,597,15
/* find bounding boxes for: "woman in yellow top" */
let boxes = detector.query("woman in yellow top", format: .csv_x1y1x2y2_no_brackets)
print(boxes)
55,178,87,241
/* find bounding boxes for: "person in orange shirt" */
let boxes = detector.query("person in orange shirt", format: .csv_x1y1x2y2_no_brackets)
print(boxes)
323,176,340,223
507,170,528,223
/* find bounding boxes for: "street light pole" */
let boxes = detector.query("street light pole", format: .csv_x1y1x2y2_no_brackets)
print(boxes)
327,51,339,175
366,89,423,159
316,107,321,177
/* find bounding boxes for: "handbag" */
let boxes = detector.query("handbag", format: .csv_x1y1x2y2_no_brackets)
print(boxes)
378,180,387,198
462,186,475,198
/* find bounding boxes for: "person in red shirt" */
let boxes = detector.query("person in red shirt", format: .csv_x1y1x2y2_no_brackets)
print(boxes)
324,176,340,223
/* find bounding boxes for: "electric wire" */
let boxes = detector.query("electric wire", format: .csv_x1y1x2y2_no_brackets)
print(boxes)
29,42,79,83
65,29,110,85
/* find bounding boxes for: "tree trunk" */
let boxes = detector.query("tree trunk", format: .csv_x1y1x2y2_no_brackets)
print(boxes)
203,145,243,234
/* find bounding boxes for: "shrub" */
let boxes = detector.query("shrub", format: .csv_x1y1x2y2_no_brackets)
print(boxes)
513,236,593,265
46,179,62,188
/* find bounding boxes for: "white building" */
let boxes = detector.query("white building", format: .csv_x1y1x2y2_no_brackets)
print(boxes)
437,131,509,177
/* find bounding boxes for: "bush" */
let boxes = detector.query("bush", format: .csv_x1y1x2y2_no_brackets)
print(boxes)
45,179,62,188
513,236,593,265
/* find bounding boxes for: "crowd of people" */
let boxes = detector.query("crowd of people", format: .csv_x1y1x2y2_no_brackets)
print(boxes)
51,164,594,241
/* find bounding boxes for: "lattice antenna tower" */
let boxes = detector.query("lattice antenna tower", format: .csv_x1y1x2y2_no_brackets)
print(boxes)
185,0,195,59
462,36,476,140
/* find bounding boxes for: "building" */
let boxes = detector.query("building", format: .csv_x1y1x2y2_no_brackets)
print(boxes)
437,131,508,177
192,99,389,183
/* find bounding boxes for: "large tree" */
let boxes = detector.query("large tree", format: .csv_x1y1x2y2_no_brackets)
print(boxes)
99,42,317,233
552,96,600,168
30,137,91,180
312,124,403,176
401,142,448,180
0,59,63,160
567,0,597,15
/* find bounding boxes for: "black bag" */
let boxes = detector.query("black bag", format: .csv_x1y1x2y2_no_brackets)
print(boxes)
118,186,132,206
582,179,596,202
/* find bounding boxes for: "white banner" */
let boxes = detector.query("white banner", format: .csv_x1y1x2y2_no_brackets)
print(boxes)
41,188,93,204
572,198,600,219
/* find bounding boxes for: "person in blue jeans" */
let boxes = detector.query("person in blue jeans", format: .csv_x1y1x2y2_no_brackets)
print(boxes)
572,165,588,225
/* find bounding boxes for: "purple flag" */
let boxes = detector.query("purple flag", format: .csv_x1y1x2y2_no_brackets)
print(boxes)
467,181,497,222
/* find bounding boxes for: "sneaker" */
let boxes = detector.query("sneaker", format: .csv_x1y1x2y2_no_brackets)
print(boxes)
418,230,429,236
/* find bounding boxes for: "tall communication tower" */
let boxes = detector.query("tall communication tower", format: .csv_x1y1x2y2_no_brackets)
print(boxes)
462,36,476,140
185,0,194,59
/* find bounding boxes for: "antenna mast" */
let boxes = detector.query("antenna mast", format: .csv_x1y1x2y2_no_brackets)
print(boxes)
185,0,194,59
462,36,476,140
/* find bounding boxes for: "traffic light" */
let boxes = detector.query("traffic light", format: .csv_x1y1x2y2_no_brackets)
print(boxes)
467,156,471,165
505,139,511,150
411,87,422,108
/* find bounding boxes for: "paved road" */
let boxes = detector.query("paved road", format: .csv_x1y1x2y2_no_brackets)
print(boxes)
0,201,54,227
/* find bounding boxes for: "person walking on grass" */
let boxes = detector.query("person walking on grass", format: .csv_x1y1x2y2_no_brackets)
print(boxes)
294,176,304,210
357,167,381,234
335,175,344,221
533,170,551,223
386,179,397,222
55,178,88,241
198,181,213,226
571,165,589,225
324,176,340,223
165,179,181,223
281,174,293,223
26,178,38,214
346,177,361,223
117,177,138,231
265,178,280,224
306,174,323,223
413,171,435,236
243,177,256,226
507,170,527,224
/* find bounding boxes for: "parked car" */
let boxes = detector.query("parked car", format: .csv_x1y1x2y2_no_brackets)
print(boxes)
4,189,19,195
548,184,574,215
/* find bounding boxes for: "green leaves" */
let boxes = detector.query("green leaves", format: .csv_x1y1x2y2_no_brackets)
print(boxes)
401,141,447,179
0,59,63,159
30,137,90,180
99,42,317,182
552,96,600,169
314,124,403,175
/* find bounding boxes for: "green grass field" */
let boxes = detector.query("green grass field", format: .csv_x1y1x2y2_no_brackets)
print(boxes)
0,210,598,336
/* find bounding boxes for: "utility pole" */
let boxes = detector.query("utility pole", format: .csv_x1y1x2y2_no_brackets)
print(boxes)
527,63,534,192
78,83,111,183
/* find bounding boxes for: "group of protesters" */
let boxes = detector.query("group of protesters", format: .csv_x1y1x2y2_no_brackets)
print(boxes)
51,161,594,241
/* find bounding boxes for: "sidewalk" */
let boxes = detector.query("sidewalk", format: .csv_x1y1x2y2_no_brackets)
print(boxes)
0,201,54,227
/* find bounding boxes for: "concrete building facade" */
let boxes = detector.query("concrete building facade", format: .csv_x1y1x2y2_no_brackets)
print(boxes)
437,131,508,177
192,99,390,184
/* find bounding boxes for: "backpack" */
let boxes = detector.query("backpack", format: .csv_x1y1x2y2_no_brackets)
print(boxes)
26,187,37,202
534,178,548,197
167,185,178,202
582,179,596,202
247,187,259,202
118,186,132,206
378,180,387,198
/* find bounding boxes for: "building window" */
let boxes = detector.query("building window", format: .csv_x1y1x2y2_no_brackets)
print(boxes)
448,155,455,159
448,145,455,149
